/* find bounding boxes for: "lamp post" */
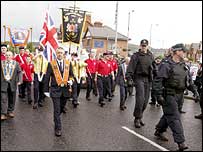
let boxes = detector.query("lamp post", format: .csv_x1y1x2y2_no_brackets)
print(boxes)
149,24,159,50
127,10,134,52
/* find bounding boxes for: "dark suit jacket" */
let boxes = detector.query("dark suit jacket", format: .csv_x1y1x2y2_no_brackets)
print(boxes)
43,60,74,98
1,60,22,92
116,63,126,86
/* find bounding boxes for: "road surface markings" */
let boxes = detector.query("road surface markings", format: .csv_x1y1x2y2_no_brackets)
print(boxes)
122,126,169,151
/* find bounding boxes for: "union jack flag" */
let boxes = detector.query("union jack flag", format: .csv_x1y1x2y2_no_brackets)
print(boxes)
39,10,59,62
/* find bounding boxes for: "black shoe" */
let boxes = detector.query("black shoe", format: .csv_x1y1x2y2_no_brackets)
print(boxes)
61,108,67,113
140,119,145,126
179,110,186,114
120,106,125,111
149,101,156,105
28,100,32,104
156,103,161,107
178,143,188,151
93,93,98,96
134,119,141,128
194,114,202,119
55,130,62,137
18,94,23,98
33,104,38,109
154,130,168,141
184,92,189,95
108,98,112,102
86,97,91,101
73,103,79,108
38,103,43,107
100,102,105,107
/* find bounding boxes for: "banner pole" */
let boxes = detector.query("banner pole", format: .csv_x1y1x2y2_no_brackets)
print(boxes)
69,41,71,54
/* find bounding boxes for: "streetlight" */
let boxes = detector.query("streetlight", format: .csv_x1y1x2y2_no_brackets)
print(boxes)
127,10,134,52
149,24,159,50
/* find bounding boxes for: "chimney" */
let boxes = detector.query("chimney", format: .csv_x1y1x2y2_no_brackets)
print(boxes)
94,21,103,27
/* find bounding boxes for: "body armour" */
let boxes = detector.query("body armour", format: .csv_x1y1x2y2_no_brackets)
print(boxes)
164,60,188,90
135,51,154,76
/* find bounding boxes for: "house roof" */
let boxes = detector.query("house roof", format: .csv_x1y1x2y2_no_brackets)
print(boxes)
191,43,200,49
85,25,128,41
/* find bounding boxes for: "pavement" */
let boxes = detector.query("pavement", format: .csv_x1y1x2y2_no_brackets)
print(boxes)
1,87,202,151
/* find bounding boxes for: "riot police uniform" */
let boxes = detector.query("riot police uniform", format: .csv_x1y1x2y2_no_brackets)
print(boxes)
126,39,154,128
153,43,199,151
194,63,202,119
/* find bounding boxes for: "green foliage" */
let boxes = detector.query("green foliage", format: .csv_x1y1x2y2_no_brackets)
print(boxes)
26,42,35,52
1,41,16,53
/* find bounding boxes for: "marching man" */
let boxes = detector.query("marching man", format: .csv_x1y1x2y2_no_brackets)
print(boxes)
1,51,22,120
43,47,74,137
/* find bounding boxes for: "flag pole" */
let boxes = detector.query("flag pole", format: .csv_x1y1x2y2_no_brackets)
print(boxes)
3,25,6,42
114,1,118,54
69,41,71,54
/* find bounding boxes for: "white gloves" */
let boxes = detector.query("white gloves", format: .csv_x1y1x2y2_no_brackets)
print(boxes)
67,80,73,86
44,92,50,97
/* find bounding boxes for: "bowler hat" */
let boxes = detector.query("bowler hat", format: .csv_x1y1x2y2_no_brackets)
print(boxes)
19,46,25,50
103,52,109,56
140,39,149,46
1,44,7,48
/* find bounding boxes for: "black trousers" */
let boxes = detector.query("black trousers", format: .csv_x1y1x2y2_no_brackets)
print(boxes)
155,94,185,144
134,76,151,119
18,83,23,96
97,75,112,102
34,73,45,104
110,74,116,93
52,96,68,131
86,73,97,98
72,79,82,104
21,81,32,101
119,81,128,107
1,83,16,114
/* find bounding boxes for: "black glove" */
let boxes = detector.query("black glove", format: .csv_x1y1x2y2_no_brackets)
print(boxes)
127,78,134,87
157,95,165,106
194,91,200,102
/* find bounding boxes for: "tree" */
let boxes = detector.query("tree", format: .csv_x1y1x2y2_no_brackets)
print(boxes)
1,41,16,53
26,42,35,52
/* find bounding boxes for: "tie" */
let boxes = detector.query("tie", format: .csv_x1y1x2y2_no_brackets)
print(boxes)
59,61,63,73
7,61,10,72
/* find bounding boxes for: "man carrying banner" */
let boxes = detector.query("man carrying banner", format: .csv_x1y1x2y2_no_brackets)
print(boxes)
43,47,74,137
14,46,28,99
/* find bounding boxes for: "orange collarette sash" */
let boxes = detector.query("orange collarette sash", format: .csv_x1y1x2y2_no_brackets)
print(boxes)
51,59,70,87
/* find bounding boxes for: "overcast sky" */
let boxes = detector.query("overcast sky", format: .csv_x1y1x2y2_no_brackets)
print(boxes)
1,1,202,48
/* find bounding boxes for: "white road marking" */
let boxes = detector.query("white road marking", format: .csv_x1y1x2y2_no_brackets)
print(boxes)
122,126,169,151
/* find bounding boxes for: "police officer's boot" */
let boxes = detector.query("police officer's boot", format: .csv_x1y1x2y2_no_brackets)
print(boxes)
154,130,168,141
178,142,188,151
99,98,105,107
134,119,141,128
140,119,145,126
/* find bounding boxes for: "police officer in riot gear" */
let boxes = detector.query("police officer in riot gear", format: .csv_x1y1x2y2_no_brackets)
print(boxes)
126,39,154,128
153,43,200,151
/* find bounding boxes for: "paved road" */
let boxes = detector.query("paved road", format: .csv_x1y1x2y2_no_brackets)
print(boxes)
1,88,202,151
